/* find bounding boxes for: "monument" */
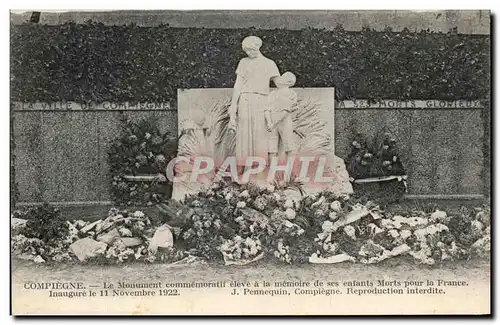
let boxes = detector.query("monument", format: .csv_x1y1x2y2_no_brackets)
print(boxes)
172,36,352,200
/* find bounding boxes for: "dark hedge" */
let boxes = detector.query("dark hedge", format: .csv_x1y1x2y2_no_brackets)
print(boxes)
10,22,490,102
10,104,18,208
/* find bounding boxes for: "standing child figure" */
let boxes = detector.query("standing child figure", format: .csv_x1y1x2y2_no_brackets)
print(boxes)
265,72,298,182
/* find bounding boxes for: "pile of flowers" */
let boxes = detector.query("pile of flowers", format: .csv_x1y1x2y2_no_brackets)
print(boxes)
11,204,73,263
176,182,490,266
108,116,178,206
176,182,318,263
344,132,406,180
11,183,491,267
177,182,277,260
11,233,73,263
11,206,188,265
304,200,490,266
343,132,408,204
219,236,264,265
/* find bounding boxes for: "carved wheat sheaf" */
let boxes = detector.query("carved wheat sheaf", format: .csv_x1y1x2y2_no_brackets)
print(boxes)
291,98,332,157
173,89,353,199
179,97,332,162
176,99,233,193
176,96,335,191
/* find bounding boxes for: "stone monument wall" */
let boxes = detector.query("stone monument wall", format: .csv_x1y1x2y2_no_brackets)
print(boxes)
12,98,488,205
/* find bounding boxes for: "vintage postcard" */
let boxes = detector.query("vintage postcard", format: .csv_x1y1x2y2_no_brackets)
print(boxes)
10,9,491,315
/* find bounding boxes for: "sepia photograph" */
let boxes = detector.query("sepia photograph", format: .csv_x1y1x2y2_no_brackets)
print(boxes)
9,8,491,315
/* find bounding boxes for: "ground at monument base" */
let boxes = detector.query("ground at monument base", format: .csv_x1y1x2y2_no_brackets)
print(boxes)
12,257,490,285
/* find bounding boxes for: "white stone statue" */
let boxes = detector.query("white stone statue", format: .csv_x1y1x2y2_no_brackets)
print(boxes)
265,71,298,181
228,35,280,173
173,35,354,200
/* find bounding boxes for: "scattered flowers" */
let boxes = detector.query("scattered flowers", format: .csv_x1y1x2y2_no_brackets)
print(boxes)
321,221,335,233
220,236,263,265
253,197,267,211
330,201,342,212
285,208,296,220
274,240,291,264
108,117,177,206
329,211,339,221
11,183,491,267
344,225,357,240
284,199,294,209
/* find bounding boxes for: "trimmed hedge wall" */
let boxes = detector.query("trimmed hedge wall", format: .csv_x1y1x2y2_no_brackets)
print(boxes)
10,22,490,102
10,104,19,208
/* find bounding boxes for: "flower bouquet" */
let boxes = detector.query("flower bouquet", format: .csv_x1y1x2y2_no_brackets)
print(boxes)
344,131,407,204
345,131,406,178
219,236,264,266
108,116,178,206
